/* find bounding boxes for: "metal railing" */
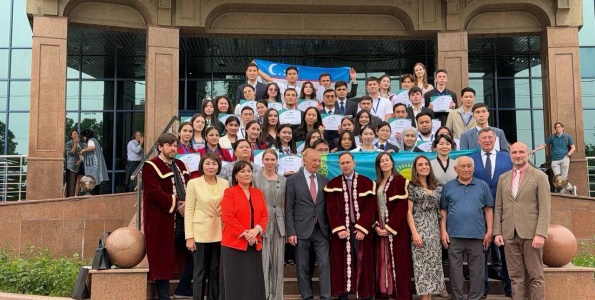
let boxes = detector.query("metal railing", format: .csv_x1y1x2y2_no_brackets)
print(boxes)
586,156,595,197
0,155,27,201
130,116,181,230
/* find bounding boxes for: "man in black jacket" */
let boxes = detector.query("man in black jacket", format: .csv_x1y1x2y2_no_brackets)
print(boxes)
235,62,267,103
406,87,435,127
423,69,457,125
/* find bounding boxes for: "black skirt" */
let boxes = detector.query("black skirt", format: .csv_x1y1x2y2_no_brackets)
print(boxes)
220,245,265,300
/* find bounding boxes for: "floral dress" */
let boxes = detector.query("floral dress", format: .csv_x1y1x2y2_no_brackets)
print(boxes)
408,184,446,295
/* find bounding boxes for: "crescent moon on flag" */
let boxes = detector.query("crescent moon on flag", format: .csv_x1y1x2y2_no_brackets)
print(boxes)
268,64,277,76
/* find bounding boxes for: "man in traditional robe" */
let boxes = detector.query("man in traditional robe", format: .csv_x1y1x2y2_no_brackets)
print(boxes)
324,152,377,300
143,133,192,300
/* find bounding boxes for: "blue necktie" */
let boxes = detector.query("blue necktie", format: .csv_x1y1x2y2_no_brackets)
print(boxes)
340,101,345,113
485,152,492,180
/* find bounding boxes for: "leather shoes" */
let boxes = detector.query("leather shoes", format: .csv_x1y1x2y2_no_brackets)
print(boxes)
505,291,512,298
481,292,488,299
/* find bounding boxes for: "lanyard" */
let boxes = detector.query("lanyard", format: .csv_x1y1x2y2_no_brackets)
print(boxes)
459,111,472,127
372,97,381,115
418,133,434,141
180,143,191,154
240,128,245,138
206,146,220,156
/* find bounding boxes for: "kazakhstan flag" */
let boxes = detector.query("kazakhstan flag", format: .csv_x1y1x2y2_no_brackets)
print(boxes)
318,149,480,180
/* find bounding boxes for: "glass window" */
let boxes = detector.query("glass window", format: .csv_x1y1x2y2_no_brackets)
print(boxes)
67,56,80,79
580,48,595,78
65,112,80,143
497,79,530,109
583,110,595,156
0,49,8,79
81,56,115,79
468,57,494,78
0,81,6,110
0,112,5,154
10,50,31,79
469,78,495,108
115,112,144,170
532,110,546,166
0,0,10,47
66,81,79,111
532,79,543,109
114,172,130,193
186,80,211,111
530,57,541,78
583,79,595,109
11,0,32,47
497,110,532,146
497,56,530,78
7,112,30,155
80,112,114,170
116,56,145,80
212,80,239,101
580,0,595,46
116,81,145,110
9,81,30,110
81,81,114,110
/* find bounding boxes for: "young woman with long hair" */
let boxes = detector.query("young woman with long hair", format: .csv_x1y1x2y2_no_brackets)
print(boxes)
260,108,280,147
379,74,396,102
214,95,234,115
299,81,317,100
335,130,357,152
413,62,434,96
197,127,233,162
244,120,266,161
294,106,324,142
351,125,380,152
201,99,222,132
178,121,195,155
275,124,297,155
219,116,240,149
264,82,282,103
190,114,206,151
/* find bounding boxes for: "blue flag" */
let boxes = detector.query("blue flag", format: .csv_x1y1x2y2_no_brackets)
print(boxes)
254,59,350,83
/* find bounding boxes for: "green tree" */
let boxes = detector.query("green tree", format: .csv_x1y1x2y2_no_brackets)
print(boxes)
64,117,104,145
0,120,18,155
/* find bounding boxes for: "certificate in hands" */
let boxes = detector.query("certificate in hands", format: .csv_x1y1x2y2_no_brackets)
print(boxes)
416,141,433,152
277,154,303,175
388,118,412,136
297,100,319,111
392,89,411,107
279,109,302,125
175,153,201,172
239,100,257,112
432,119,442,133
321,113,343,131
268,102,283,112
430,95,453,112
218,113,237,124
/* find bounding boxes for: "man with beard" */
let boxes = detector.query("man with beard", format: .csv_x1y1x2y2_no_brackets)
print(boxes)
324,152,377,300
416,112,435,152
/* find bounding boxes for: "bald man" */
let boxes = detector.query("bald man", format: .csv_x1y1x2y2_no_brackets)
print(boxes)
493,142,551,300
440,156,494,300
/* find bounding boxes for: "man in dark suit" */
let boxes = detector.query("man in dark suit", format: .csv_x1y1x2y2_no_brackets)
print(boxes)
460,103,509,152
235,62,267,103
424,69,457,125
335,80,359,117
320,89,341,143
286,149,331,300
470,127,513,298
356,95,382,131
406,87,435,127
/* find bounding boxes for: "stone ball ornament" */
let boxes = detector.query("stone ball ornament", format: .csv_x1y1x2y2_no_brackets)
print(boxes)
543,224,578,267
105,227,146,268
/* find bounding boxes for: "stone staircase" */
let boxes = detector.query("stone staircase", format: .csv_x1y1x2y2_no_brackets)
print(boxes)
147,262,510,299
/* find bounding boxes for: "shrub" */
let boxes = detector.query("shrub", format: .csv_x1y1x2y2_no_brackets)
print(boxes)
0,246,88,297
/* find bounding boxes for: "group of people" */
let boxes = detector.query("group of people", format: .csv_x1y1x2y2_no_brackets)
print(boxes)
64,128,109,196
136,61,567,300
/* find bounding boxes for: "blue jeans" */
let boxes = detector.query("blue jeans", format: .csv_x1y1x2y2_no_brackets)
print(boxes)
484,242,511,294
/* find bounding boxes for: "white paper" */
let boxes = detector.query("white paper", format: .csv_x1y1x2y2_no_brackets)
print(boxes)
416,141,433,152
296,141,305,153
278,109,302,125
430,95,452,112
392,89,411,107
277,155,303,175
321,114,343,131
268,102,283,112
388,118,412,137
177,154,201,172
432,119,442,133
297,100,319,111
253,150,266,168
239,100,257,113
218,114,237,124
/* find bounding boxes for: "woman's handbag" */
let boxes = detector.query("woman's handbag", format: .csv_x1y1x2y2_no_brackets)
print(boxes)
91,232,111,270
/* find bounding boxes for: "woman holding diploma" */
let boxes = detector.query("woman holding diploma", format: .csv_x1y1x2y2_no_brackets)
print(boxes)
197,127,233,163
260,109,280,148
275,124,297,155
294,107,324,142
299,82,317,100
190,114,206,151
351,125,381,152
379,74,396,102
219,116,240,149
253,149,286,300
375,122,400,153
400,127,424,153
219,161,268,300
335,130,357,152
373,152,412,300
413,62,434,96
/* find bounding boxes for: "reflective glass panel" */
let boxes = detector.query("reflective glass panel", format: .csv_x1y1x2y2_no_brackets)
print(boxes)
0,112,6,154
532,79,543,109
530,57,541,78
82,56,115,79
115,112,144,171
11,0,32,47
468,57,494,78
583,79,595,109
497,57,530,78
0,49,7,79
469,78,495,108
116,81,145,110
212,80,238,102
186,80,211,111
583,110,595,156
497,79,530,109
580,48,595,78
116,56,145,80
9,81,30,110
497,110,532,146
67,56,80,79
66,81,79,111
10,49,31,79
532,110,546,166
65,112,80,143
0,81,6,110
7,112,30,155
580,0,595,46
81,81,115,110
80,112,114,169
0,0,9,48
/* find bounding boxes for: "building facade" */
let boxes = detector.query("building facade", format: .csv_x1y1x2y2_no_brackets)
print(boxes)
1,0,590,198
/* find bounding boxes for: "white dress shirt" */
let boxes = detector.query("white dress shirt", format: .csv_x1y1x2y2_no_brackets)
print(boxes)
370,96,392,120
303,168,319,193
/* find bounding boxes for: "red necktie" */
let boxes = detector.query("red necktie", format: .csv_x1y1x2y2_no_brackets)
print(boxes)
310,174,317,203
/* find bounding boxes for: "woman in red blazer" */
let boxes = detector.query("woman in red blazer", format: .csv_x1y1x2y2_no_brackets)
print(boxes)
197,127,233,162
220,161,268,300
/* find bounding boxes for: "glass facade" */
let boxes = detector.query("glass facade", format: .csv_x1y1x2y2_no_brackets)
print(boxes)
0,0,32,156
580,0,595,195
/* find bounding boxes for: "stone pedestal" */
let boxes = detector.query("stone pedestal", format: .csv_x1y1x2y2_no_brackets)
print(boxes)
26,16,68,200
89,268,148,300
144,26,179,150
541,27,588,196
436,31,468,105
542,265,595,299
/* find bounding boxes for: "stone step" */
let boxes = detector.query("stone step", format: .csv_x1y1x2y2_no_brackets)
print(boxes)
282,295,511,299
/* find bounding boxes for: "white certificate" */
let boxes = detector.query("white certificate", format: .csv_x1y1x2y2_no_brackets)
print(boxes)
432,119,442,132
278,109,302,125
239,100,257,113
388,118,412,136
321,114,343,130
416,141,433,152
218,114,237,124
268,102,283,112
430,95,453,112
277,155,303,175
176,153,201,172
392,89,411,107
296,141,305,153
297,100,319,111
253,150,267,168
454,138,461,150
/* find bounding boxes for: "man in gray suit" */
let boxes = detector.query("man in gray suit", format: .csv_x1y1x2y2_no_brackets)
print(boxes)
460,103,509,152
286,149,331,300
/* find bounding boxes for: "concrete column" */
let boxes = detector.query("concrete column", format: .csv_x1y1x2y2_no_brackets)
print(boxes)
144,26,179,150
26,16,68,200
436,31,469,104
541,27,587,196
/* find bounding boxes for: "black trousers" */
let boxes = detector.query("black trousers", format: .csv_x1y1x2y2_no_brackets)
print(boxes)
175,216,194,294
193,242,221,300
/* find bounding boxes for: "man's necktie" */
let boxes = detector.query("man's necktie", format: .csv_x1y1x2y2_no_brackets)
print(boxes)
512,170,521,198
328,110,333,114
310,175,317,203
485,152,492,180
379,144,385,150
340,102,345,113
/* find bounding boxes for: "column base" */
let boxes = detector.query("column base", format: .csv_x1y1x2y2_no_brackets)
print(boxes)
567,158,588,197
26,157,65,200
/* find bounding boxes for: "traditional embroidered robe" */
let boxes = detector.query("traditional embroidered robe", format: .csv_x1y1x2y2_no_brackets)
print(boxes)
142,156,190,280
374,175,412,300
324,173,377,298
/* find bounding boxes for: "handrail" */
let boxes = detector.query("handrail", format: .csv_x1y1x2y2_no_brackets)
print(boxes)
0,155,28,201
130,116,181,181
